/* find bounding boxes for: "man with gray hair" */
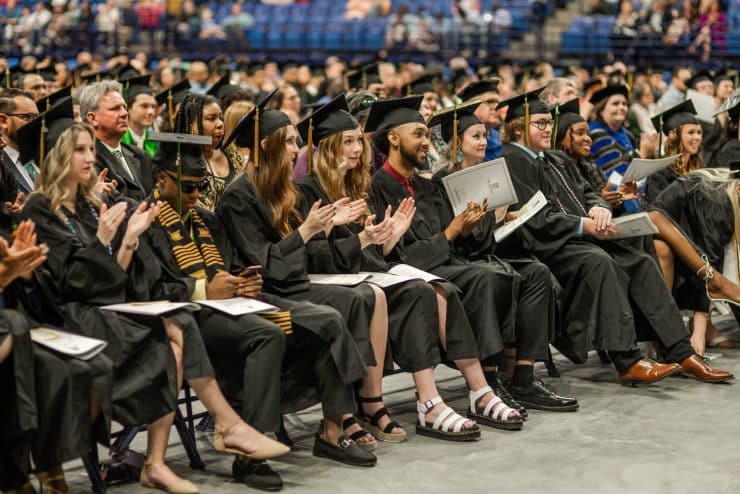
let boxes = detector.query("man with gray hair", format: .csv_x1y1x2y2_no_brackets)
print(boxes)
79,80,153,201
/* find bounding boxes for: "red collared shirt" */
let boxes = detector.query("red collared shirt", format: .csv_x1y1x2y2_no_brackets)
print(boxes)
382,161,415,196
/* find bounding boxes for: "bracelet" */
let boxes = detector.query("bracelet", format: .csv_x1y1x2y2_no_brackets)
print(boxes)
123,238,139,251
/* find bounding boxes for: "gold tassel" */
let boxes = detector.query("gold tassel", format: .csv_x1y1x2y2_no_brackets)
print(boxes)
524,97,530,148
176,141,182,215
362,70,367,90
551,103,560,149
306,118,314,175
39,116,47,169
253,108,260,168
451,108,458,167
167,90,174,129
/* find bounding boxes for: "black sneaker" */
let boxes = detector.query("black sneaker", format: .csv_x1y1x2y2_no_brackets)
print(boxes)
232,458,283,492
485,371,528,420
313,434,377,467
509,379,579,412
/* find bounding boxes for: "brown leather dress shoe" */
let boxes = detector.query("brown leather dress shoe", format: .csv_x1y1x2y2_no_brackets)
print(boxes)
618,359,682,387
679,354,735,383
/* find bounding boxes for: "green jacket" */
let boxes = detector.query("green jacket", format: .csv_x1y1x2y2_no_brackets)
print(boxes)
121,128,159,158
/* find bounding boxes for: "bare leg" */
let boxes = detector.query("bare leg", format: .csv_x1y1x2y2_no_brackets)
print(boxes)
649,211,740,302
690,313,708,356
653,238,675,288
356,285,404,437
433,285,514,422
36,465,69,494
0,334,12,363
143,411,190,488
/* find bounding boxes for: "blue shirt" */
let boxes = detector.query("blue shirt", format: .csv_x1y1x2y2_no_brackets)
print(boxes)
485,128,502,160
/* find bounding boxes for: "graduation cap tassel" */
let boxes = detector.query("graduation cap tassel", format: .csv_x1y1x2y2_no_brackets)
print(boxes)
551,104,560,149
167,90,175,129
4,70,9,89
658,115,663,159
176,141,182,216
253,108,260,169
524,97,531,148
362,70,367,90
451,109,459,167
306,118,314,175
39,116,47,169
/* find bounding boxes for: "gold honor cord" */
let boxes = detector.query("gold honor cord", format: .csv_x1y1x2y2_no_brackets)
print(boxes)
253,109,260,168
306,117,314,175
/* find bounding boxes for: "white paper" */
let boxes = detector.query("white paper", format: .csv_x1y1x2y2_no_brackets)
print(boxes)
30,328,108,360
611,212,659,238
441,158,518,216
356,272,414,288
494,190,548,242
386,264,444,283
101,301,197,316
308,273,371,286
621,154,680,184
198,297,279,316
686,89,717,123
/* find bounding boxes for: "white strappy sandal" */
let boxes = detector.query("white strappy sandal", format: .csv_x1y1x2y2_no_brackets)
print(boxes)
697,254,740,308
467,386,523,431
416,396,480,442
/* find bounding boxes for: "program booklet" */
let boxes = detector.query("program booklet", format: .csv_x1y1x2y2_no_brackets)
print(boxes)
30,327,108,360
621,155,680,184
197,297,279,316
101,301,198,316
441,158,518,216
386,264,444,283
611,212,659,239
494,190,548,242
308,274,371,286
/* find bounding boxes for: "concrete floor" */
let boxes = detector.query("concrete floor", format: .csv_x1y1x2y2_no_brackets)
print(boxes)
65,317,740,494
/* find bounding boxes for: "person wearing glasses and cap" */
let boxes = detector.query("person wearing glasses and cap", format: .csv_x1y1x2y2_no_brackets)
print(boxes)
709,88,740,168
498,88,733,385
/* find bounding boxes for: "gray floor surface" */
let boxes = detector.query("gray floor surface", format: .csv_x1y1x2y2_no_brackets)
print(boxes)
63,316,740,494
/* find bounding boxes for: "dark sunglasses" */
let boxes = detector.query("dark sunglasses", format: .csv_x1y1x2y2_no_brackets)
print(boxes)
165,172,210,193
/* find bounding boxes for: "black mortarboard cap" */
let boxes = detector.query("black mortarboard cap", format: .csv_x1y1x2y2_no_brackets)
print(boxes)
220,89,291,168
364,95,425,134
112,63,141,81
651,99,698,134
121,74,152,104
458,79,500,102
688,69,714,89
551,98,585,148
449,68,471,91
496,87,548,122
589,84,629,105
427,100,482,143
17,96,74,166
405,72,439,96
155,79,192,128
345,62,381,90
205,73,231,99
35,84,72,111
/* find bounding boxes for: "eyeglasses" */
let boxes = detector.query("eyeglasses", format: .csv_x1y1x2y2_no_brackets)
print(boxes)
530,119,554,131
5,112,39,122
481,98,499,107
166,172,210,193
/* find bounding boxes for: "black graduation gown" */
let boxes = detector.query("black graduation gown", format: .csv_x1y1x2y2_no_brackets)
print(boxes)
645,165,681,205
22,193,211,427
295,174,441,372
650,174,735,312
432,167,556,361
216,174,369,386
370,167,508,362
502,144,691,364
700,119,724,164
709,138,740,167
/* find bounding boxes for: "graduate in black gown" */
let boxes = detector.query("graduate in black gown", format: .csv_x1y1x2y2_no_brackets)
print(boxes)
143,137,374,482
645,100,704,203
709,90,740,167
497,88,732,384
0,203,114,494
216,95,396,458
428,101,575,412
22,120,290,494
295,94,515,437
366,96,578,414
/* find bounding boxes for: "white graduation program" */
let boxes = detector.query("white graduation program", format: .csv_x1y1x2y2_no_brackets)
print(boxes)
441,158,519,216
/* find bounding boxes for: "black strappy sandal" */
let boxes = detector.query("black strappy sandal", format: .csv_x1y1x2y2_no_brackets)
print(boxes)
356,394,407,443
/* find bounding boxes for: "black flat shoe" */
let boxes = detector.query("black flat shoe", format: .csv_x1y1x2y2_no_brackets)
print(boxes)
485,371,528,420
312,434,377,467
509,379,579,412
232,459,283,492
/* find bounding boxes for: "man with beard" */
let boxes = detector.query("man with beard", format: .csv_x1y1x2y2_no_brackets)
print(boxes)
497,88,733,385
369,96,579,412
79,80,154,201
458,79,504,160
0,88,39,206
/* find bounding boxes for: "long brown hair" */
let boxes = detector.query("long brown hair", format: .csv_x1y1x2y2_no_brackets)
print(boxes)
501,117,525,144
665,124,703,174
250,126,303,236
34,122,102,222
314,129,371,222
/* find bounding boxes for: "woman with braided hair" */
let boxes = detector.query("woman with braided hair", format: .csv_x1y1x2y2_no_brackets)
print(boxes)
174,93,240,210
